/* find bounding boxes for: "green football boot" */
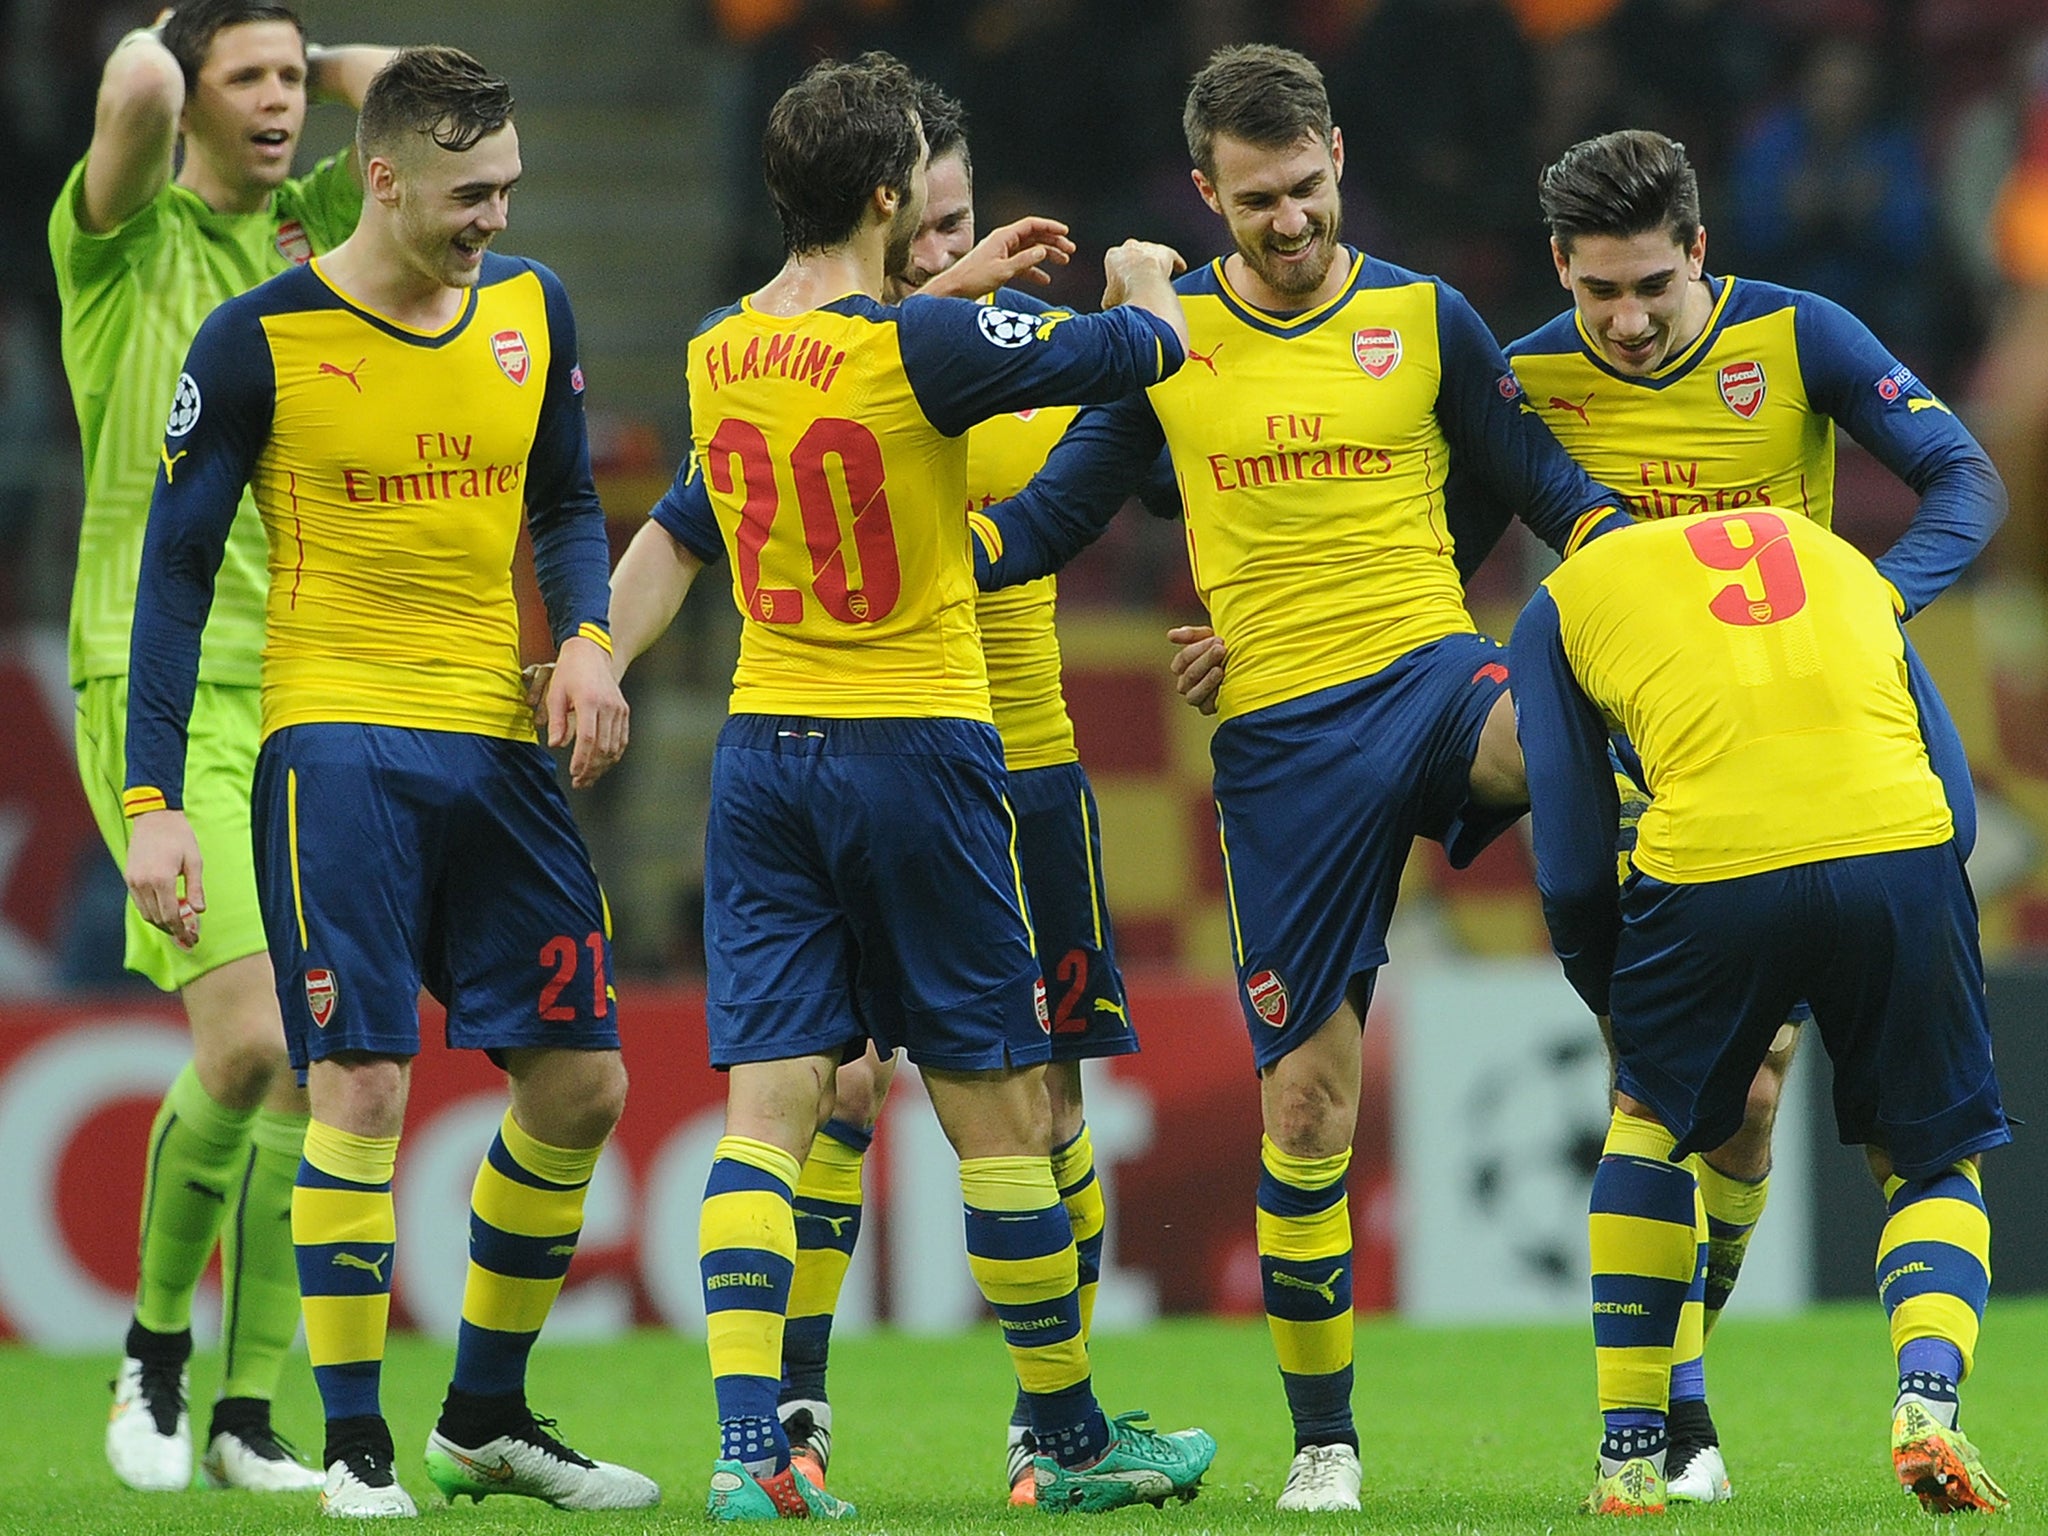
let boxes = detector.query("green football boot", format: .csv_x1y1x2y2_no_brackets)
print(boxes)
1032,1411,1216,1516
706,1459,856,1521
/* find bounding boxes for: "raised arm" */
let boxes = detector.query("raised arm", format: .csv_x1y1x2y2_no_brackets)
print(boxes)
306,44,397,109
1509,586,1624,1016
1798,293,2007,617
80,21,183,234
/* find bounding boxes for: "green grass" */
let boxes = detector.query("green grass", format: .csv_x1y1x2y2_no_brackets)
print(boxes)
4,1300,2044,1533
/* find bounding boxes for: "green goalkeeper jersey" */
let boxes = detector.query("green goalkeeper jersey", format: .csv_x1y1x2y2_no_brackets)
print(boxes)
50,151,362,689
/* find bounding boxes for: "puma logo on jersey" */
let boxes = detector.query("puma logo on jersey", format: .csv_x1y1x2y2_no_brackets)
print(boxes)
331,1249,389,1284
318,358,366,392
1271,1267,1343,1305
1186,342,1224,375
797,1211,856,1238
1907,396,1952,415
1547,392,1593,425
159,446,188,482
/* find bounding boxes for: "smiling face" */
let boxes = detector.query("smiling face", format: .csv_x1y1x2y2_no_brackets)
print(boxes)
180,20,308,199
1554,226,1713,376
1193,128,1346,309
902,147,974,293
378,121,522,291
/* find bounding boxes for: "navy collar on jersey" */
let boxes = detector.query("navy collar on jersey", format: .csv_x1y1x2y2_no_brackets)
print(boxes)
1200,247,1370,339
1567,274,1735,391
305,255,486,350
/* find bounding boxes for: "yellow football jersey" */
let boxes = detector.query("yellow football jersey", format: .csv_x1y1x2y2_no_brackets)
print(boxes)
1504,276,2003,618
125,254,613,807
967,402,1078,770
977,251,1618,722
1534,510,1952,884
654,291,1179,722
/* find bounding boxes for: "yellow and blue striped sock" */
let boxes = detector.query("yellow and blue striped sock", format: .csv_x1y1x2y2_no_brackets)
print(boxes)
1589,1112,1695,1462
449,1110,601,1400
1879,1162,1990,1427
1696,1158,1768,1335
781,1118,870,1410
1010,1123,1108,1431
960,1155,1107,1468
701,1136,801,1476
293,1120,399,1425
1258,1136,1355,1451
1668,1161,1709,1405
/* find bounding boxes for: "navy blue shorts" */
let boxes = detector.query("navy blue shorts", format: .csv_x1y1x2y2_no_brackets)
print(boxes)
704,715,1048,1073
251,726,619,1070
1612,747,1812,1027
1210,633,1518,1070
1010,761,1138,1062
1611,841,2009,1179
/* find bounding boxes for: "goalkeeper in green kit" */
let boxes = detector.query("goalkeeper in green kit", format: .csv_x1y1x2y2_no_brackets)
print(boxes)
49,1,390,1494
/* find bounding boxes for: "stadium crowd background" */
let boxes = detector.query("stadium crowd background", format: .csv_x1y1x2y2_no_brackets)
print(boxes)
3,0,2048,992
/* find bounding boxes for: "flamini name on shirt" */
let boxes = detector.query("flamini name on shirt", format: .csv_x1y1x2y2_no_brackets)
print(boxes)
701,332,847,394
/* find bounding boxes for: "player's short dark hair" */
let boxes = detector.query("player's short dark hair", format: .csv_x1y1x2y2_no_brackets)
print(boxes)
1183,44,1332,179
1539,130,1703,255
357,46,515,162
762,52,922,256
918,79,970,182
161,1,305,95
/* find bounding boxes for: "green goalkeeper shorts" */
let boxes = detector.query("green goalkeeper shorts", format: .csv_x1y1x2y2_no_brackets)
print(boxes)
75,676,269,992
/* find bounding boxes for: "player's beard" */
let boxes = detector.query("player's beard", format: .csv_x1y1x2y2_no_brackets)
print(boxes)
1236,196,1343,302
883,196,919,285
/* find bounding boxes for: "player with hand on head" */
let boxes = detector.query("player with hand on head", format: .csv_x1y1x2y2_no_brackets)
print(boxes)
972,43,1630,1511
121,45,651,1518
1511,508,2009,1517
50,0,391,1495
763,80,1142,1512
603,50,1215,1522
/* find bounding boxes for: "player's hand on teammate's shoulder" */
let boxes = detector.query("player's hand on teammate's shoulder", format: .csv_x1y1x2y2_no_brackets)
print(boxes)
124,809,203,950
1167,623,1226,716
918,216,1075,300
546,636,630,788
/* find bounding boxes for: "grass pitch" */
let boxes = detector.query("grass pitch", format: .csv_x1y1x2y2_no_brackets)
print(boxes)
4,1300,2043,1534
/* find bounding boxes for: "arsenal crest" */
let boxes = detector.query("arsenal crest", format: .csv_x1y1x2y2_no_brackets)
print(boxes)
305,969,338,1029
492,329,531,385
1247,969,1290,1029
274,219,313,266
1717,360,1766,419
1353,327,1402,379
1033,978,1051,1032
